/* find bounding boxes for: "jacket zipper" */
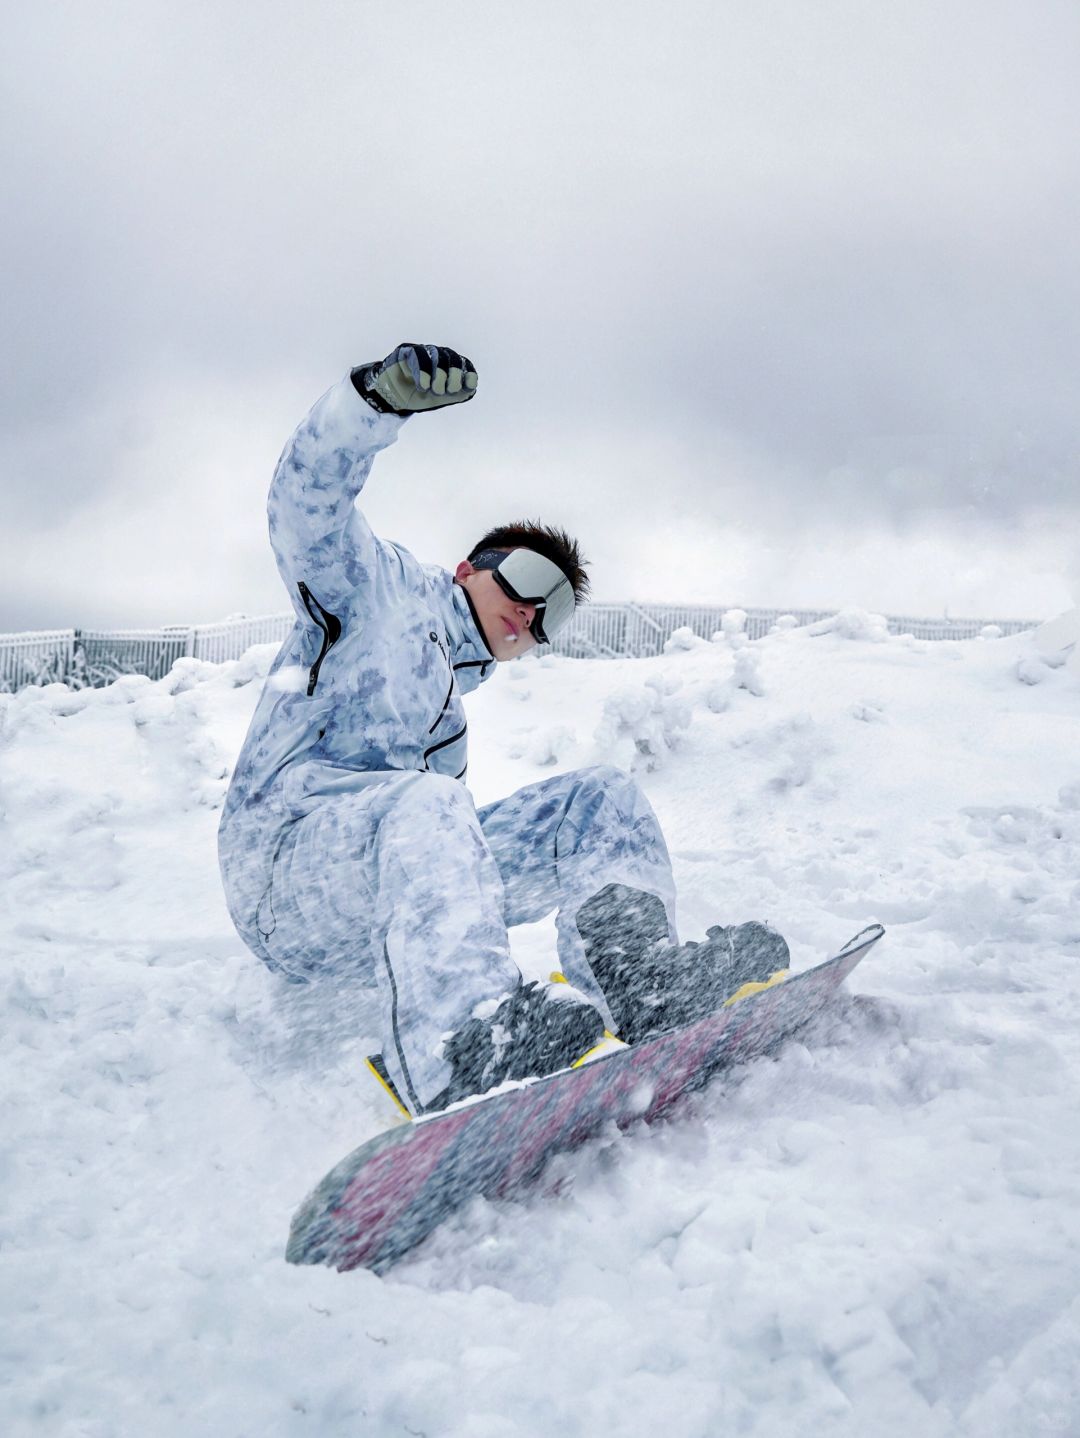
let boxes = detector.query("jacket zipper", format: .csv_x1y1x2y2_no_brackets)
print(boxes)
297,582,342,696
428,677,455,734
424,630,466,767
428,632,455,734
424,723,467,766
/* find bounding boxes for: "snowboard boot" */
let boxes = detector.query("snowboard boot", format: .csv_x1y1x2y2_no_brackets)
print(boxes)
428,978,612,1112
575,883,790,1044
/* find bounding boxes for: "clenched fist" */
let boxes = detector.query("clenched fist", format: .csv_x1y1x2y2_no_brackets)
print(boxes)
353,343,478,415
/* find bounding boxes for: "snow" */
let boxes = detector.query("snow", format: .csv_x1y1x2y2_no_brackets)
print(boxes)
3,622,1080,1437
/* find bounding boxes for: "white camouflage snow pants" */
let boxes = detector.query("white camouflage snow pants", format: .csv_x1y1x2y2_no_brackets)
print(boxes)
260,764,676,1112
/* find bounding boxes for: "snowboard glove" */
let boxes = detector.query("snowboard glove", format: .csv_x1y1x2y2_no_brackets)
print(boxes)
352,342,478,415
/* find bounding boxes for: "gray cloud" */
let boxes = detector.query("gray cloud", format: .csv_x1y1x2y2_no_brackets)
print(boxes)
2,0,1078,628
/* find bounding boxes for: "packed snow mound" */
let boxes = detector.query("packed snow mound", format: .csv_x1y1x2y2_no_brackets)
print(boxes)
3,621,1080,1437
808,605,891,642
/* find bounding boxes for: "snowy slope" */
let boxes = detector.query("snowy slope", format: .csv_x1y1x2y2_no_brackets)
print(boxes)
2,619,1079,1437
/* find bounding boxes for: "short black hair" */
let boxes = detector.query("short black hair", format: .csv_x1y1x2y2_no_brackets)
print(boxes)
468,521,590,602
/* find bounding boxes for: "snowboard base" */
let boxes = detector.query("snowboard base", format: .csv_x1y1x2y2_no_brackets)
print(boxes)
287,923,885,1274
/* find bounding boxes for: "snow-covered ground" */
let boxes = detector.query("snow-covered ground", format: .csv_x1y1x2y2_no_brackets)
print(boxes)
3,615,1079,1437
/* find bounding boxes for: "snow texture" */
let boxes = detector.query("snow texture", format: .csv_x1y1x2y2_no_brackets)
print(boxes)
2,621,1080,1437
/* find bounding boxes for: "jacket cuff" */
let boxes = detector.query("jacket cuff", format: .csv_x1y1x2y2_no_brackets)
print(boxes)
350,364,405,416
331,372,410,439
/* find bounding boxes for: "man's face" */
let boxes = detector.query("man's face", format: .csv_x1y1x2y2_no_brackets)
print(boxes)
454,554,539,661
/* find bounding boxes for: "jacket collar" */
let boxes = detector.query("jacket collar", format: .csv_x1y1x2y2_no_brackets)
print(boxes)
436,570,496,689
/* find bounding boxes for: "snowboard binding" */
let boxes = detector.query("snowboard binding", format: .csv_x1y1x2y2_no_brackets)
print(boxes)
427,978,608,1113
575,883,790,1044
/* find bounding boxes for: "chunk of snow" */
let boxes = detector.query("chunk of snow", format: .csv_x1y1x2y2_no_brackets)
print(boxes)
809,607,891,642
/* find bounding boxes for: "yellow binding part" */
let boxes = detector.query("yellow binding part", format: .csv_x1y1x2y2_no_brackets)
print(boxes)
571,1031,626,1067
365,1055,413,1122
723,968,789,1007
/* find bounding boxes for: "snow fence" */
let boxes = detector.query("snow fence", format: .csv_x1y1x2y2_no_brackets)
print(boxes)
0,604,1038,693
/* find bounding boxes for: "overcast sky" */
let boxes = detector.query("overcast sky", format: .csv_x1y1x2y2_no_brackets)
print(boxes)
3,0,1079,632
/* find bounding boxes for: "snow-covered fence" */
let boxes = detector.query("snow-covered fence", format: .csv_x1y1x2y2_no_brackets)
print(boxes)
551,604,1036,655
0,605,1041,692
0,615,292,692
551,603,666,658
73,627,196,687
0,629,75,692
189,614,293,665
874,613,1028,641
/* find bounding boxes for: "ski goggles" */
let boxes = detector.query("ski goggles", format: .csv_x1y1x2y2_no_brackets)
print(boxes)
469,548,576,645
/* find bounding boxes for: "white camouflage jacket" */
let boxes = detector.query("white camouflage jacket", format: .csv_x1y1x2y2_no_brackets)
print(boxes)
218,374,496,964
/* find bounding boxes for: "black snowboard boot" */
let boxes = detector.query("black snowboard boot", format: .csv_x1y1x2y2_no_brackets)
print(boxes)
429,979,608,1112
575,883,790,1044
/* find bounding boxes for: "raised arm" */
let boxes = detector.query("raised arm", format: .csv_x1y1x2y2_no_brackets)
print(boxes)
267,344,478,612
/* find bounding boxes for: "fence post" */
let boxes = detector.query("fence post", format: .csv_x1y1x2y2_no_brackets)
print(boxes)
71,628,83,688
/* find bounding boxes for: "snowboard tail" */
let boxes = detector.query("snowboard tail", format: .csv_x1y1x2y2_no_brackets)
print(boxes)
287,924,885,1274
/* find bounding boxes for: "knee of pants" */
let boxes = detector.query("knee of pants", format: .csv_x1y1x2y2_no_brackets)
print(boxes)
561,764,671,881
573,764,648,816
379,771,481,841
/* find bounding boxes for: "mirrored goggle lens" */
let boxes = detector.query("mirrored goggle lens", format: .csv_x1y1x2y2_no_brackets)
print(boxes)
473,548,576,644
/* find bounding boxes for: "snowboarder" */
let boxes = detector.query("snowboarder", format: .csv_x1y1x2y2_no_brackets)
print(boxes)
218,342,789,1115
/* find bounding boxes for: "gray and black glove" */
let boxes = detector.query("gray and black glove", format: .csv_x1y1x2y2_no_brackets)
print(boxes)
352,343,478,415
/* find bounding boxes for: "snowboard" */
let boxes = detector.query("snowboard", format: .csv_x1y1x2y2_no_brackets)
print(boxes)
286,923,885,1274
